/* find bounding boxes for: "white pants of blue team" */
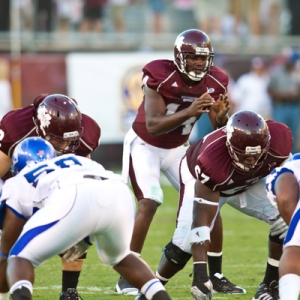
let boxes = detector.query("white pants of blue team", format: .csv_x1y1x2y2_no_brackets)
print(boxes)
9,178,135,268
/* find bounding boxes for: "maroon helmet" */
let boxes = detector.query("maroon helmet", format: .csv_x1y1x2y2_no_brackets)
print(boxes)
225,110,271,174
174,29,214,81
35,94,84,153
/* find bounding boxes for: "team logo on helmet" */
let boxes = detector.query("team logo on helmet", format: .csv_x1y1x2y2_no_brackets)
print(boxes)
37,105,52,136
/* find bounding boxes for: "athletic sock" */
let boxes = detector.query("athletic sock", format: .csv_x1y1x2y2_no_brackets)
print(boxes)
10,281,32,300
207,252,222,277
262,258,279,284
62,271,80,292
279,274,300,300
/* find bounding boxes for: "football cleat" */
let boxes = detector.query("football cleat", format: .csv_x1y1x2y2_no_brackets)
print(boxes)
210,273,246,294
115,276,139,296
135,293,146,300
191,280,213,300
59,288,82,300
252,280,279,300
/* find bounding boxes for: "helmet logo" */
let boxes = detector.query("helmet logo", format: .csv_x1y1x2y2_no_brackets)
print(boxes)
36,150,45,157
195,47,209,55
175,36,184,51
37,106,52,136
245,146,261,154
63,131,79,139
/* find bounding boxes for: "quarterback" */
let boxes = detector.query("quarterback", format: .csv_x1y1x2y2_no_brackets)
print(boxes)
119,29,241,297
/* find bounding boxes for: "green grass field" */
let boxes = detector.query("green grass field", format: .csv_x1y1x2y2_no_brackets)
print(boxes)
34,185,270,299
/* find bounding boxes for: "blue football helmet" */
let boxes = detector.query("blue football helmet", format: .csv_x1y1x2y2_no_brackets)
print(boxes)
11,137,57,175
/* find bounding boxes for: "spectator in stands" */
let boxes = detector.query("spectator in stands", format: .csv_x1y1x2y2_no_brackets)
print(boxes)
267,48,300,153
148,0,169,34
286,0,300,36
79,0,107,35
259,0,284,36
19,0,34,33
193,0,230,37
231,56,272,119
54,0,83,33
108,0,131,33
36,0,54,32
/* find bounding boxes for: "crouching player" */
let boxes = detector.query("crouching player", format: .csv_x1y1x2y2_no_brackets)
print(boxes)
0,137,172,300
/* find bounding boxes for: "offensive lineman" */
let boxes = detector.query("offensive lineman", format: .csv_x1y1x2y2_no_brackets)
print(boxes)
0,94,100,300
117,29,244,296
150,110,293,300
0,137,172,300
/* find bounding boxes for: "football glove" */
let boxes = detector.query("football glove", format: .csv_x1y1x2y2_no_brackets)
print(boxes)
270,215,288,239
63,237,92,262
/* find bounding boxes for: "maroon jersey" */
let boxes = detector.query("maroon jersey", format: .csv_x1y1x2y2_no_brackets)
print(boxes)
185,120,293,197
0,105,100,159
132,59,228,149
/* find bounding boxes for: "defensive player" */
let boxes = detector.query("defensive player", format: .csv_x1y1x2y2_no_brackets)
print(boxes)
151,110,293,300
266,153,300,300
1,137,172,300
0,94,100,300
118,29,244,296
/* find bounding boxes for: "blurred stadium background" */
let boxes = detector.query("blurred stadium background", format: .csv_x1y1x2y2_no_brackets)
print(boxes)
0,0,300,169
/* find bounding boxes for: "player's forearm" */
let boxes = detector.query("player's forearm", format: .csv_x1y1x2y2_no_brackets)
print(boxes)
146,112,192,136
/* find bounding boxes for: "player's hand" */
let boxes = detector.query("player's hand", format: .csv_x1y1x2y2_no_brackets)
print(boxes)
187,92,215,117
63,238,93,262
212,93,230,120
270,215,288,239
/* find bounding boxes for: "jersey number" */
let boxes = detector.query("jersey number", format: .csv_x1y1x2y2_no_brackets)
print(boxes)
24,156,82,187
166,103,197,135
195,165,210,183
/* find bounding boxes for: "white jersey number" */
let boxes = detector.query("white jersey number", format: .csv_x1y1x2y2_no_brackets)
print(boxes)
165,103,197,135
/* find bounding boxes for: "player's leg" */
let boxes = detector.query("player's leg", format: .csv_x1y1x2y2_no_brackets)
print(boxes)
226,178,285,300
59,258,84,300
278,199,300,300
159,156,245,294
116,137,163,295
114,254,171,300
7,183,104,299
96,183,171,300
7,257,33,300
279,246,300,300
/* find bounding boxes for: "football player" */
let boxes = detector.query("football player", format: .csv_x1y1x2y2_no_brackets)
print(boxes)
118,28,244,296
152,110,292,300
0,94,101,300
266,153,300,300
1,137,172,300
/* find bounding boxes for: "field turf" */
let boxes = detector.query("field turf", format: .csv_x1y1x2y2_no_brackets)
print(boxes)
34,184,270,299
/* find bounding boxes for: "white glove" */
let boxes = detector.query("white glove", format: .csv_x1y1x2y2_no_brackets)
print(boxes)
63,238,92,262
270,216,288,240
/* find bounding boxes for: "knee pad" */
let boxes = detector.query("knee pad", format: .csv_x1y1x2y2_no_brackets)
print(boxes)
164,241,191,267
269,233,284,245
